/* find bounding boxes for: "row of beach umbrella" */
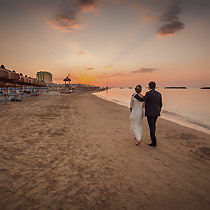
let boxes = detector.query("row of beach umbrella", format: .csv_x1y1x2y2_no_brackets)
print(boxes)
0,65,46,88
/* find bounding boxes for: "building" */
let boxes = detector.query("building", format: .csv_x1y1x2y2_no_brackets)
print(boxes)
36,71,52,84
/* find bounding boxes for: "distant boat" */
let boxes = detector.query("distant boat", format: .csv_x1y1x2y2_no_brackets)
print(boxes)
201,87,210,89
128,87,133,89
120,87,124,89
164,86,187,89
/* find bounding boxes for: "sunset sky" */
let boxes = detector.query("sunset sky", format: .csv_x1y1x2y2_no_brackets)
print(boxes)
0,0,210,87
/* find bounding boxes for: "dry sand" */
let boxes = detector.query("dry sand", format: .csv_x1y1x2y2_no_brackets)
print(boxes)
0,92,210,210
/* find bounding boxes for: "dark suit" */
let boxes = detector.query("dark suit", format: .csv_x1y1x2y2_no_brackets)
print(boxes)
134,89,162,145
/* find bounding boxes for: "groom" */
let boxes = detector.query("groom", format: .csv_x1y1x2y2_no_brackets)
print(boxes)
134,81,162,147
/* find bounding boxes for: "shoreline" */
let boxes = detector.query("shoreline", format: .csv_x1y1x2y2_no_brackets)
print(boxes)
93,92,210,135
0,92,210,209
160,115,210,135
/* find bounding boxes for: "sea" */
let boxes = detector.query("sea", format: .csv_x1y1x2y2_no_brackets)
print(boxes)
93,88,210,135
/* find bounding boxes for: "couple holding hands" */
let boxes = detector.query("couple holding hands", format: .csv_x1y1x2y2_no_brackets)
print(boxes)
130,81,162,146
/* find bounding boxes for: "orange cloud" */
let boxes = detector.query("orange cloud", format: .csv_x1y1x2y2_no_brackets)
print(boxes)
48,16,82,32
81,5,98,13
77,51,86,55
85,67,95,70
77,0,99,13
132,67,157,73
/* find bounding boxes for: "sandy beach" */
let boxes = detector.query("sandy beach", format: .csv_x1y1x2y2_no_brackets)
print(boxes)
0,92,210,210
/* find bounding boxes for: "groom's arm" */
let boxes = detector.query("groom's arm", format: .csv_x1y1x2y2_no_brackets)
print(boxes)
134,92,148,102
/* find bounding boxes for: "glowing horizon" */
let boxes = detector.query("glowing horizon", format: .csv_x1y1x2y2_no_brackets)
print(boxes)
0,0,210,87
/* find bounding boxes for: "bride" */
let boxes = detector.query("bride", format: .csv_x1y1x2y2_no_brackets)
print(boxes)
130,85,144,145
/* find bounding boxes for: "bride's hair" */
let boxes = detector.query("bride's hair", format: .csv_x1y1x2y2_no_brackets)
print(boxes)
135,85,142,93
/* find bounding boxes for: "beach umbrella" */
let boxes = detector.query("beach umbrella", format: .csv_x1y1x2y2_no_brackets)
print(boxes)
1,65,46,95
38,81,46,87
8,70,20,80
24,76,32,86
33,79,39,86
9,73,26,85
0,65,20,82
0,66,9,81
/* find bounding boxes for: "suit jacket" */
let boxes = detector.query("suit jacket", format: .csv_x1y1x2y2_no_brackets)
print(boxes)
134,89,162,117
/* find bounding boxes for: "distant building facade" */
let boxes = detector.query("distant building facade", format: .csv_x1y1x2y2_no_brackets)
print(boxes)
36,71,52,84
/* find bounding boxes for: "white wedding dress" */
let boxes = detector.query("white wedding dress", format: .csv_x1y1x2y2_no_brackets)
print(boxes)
130,94,144,141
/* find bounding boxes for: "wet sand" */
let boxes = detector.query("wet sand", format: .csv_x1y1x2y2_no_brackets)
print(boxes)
0,92,210,210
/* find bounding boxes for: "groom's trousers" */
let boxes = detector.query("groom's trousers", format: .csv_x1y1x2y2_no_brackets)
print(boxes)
147,116,158,145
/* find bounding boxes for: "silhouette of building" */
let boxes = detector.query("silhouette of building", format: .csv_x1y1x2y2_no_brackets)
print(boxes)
36,71,52,84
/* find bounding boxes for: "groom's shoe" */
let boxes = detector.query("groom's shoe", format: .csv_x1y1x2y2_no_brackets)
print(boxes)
149,143,157,147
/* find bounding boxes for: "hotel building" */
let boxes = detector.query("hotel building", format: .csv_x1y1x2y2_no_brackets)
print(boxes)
36,71,52,84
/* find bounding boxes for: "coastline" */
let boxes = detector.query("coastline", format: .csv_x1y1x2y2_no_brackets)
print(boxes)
93,91,210,135
0,92,210,209
160,114,210,135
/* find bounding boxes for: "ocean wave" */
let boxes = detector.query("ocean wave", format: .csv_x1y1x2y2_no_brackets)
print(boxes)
162,110,210,131
162,110,182,117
